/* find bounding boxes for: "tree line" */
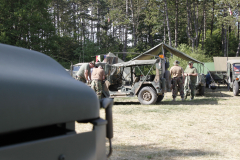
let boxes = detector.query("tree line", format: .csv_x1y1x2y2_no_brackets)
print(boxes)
0,0,239,68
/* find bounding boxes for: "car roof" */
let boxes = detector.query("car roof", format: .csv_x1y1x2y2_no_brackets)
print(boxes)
227,59,240,64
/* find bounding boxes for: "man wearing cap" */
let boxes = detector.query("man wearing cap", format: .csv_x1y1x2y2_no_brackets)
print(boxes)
184,61,198,100
170,60,185,101
76,61,95,83
91,65,105,100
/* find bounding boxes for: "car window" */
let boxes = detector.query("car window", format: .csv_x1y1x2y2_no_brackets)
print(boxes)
233,64,240,71
73,66,80,71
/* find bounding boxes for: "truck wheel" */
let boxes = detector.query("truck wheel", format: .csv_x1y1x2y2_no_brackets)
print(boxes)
199,86,205,96
156,94,164,102
138,86,157,105
233,81,239,96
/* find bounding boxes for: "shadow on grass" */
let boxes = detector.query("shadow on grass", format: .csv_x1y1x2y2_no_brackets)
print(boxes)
114,102,141,105
109,144,220,160
204,91,233,98
158,98,219,105
113,86,232,105
114,98,220,105
204,86,233,97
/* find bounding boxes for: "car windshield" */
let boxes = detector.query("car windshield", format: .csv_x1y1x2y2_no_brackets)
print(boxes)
233,64,240,71
73,66,80,71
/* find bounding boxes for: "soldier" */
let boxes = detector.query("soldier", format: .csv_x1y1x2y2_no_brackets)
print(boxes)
184,61,198,100
170,60,185,101
91,65,105,100
76,61,95,83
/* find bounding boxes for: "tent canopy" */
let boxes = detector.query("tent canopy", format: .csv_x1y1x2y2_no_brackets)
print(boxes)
131,43,203,64
112,59,158,67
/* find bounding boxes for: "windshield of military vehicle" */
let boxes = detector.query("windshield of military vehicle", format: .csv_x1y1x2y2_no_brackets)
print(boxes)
233,64,240,71
134,64,156,76
110,66,117,75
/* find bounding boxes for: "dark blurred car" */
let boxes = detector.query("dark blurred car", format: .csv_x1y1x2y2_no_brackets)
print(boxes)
0,43,113,160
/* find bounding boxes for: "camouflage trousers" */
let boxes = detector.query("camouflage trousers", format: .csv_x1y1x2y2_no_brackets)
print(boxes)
77,76,86,83
172,77,184,98
184,80,196,99
91,80,103,100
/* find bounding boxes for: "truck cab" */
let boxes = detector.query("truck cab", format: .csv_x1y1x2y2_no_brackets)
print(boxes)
103,57,169,105
227,60,240,96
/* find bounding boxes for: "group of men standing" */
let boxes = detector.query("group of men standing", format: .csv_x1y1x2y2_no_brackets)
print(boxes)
170,60,198,101
76,61,105,100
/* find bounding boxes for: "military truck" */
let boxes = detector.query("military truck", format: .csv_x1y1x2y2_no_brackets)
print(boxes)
69,56,168,105
226,60,240,96
128,43,206,97
206,57,240,96
71,43,206,103
102,57,168,105
0,43,113,160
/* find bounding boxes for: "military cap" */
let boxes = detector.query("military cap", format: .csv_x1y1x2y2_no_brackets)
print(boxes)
173,60,180,65
188,61,193,64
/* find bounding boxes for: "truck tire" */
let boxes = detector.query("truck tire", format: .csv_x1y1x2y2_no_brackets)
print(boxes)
138,86,157,105
156,94,164,102
233,81,239,96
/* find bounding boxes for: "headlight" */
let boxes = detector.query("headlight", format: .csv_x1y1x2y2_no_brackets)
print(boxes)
236,76,240,80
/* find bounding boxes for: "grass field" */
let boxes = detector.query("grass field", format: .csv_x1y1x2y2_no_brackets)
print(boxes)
77,86,240,160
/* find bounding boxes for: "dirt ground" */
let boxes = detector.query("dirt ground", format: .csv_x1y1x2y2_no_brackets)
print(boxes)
77,85,240,160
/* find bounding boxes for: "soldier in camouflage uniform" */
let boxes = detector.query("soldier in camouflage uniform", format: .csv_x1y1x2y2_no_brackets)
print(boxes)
184,61,198,100
170,60,185,101
91,65,105,100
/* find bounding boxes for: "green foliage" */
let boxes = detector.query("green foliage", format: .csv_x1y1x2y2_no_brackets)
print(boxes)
168,44,213,70
0,0,55,51
74,36,123,64
1,0,239,70
204,29,223,57
204,29,239,57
